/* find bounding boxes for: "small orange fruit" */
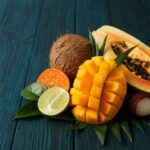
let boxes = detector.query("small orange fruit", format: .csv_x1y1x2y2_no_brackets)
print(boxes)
37,68,70,91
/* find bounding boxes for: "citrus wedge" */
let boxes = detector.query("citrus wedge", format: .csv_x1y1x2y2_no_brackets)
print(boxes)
38,87,69,116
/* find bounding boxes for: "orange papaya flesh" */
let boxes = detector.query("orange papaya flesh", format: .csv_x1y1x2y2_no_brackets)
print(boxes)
92,25,150,93
70,57,127,124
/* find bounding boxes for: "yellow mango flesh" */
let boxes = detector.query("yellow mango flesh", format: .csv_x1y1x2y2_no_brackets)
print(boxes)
76,69,93,83
90,86,102,99
92,56,104,68
107,67,126,86
103,81,126,99
73,78,92,94
70,95,89,106
70,56,127,124
100,101,118,117
101,91,123,108
72,105,87,122
79,60,98,76
99,112,109,124
86,108,99,124
88,96,100,110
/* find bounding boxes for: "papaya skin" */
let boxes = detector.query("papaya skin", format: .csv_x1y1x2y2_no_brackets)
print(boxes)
92,25,150,93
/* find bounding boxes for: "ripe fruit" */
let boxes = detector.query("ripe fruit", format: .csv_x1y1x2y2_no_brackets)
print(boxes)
129,92,150,116
92,25,150,93
37,68,70,91
49,34,92,80
38,87,69,116
70,56,127,124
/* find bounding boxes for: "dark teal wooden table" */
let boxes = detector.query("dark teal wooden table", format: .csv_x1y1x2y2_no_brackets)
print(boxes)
1,0,150,149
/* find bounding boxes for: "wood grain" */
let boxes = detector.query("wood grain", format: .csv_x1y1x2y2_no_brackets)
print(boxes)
11,0,75,150
0,0,150,149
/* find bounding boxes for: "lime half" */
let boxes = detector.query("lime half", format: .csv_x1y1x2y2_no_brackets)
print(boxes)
38,87,69,116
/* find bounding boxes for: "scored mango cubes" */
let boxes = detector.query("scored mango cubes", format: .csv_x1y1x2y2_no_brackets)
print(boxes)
70,56,127,124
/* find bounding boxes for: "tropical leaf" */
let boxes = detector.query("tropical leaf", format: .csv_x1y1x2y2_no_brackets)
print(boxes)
21,82,47,101
98,34,108,56
131,119,144,133
21,89,39,101
89,30,98,56
24,82,47,96
94,124,108,146
143,120,150,126
115,45,139,65
109,121,121,142
68,122,88,130
15,102,42,119
120,120,133,143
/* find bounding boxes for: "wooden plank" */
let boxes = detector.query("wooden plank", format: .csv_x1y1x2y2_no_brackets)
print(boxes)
11,0,75,150
0,0,10,25
108,0,150,149
0,0,43,149
76,0,111,37
75,0,150,149
141,0,150,45
108,0,150,45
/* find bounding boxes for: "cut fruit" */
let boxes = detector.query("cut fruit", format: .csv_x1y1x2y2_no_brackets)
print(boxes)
70,56,127,124
38,87,69,116
92,25,150,93
92,56,104,68
99,112,109,124
100,101,118,117
73,78,92,94
37,68,70,91
103,81,126,99
72,105,87,122
101,91,123,108
70,95,89,106
79,60,98,76
86,108,99,124
88,96,100,110
107,67,127,86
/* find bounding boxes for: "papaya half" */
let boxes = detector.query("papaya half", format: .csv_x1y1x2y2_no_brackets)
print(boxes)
92,25,150,93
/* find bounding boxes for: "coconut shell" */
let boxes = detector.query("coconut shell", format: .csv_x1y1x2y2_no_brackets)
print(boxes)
49,34,92,80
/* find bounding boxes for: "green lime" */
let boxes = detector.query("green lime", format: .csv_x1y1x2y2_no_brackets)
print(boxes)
38,87,69,116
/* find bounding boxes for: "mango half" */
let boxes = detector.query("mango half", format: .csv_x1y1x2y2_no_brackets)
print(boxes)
70,56,127,124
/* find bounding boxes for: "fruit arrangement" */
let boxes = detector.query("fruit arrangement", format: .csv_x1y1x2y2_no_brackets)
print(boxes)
15,25,150,146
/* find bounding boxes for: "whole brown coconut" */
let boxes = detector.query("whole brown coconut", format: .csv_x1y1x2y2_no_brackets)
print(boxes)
49,34,92,80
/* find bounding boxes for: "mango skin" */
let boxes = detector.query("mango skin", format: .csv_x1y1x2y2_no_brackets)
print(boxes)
70,56,127,124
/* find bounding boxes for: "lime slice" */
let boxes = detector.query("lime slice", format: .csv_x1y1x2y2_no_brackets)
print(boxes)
38,87,69,116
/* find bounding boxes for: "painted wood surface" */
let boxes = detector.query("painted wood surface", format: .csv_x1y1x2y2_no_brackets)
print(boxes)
0,0,150,149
